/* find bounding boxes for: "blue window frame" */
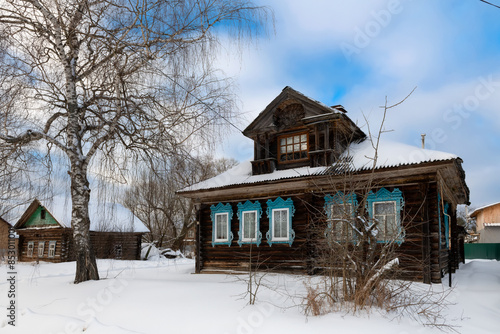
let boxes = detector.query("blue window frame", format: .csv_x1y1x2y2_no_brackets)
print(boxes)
266,197,295,246
367,188,405,244
444,202,450,249
237,200,263,246
324,192,358,242
438,193,451,249
210,203,234,247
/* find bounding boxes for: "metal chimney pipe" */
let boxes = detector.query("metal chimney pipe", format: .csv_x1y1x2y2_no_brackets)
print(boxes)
421,134,426,149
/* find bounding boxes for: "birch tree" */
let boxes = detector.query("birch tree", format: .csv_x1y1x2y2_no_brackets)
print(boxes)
0,0,270,283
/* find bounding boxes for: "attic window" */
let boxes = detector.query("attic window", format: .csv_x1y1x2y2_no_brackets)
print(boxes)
41,209,46,220
278,132,308,163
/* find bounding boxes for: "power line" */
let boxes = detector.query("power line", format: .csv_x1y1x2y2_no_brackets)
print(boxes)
479,0,500,9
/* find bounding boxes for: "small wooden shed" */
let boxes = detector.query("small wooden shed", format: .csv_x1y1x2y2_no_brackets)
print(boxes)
14,198,149,262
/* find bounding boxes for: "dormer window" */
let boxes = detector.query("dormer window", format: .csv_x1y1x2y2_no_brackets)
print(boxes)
279,132,308,163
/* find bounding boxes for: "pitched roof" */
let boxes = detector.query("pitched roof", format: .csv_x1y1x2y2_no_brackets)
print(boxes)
179,138,459,193
469,201,500,218
242,86,364,139
14,197,149,233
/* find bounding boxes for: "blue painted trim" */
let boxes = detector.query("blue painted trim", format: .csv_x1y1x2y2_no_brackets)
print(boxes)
437,193,442,251
444,202,450,249
210,203,234,247
366,188,405,244
266,197,295,246
237,200,263,247
324,192,358,241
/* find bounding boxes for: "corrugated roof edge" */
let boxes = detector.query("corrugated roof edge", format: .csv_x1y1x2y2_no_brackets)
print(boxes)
469,201,500,218
177,156,460,194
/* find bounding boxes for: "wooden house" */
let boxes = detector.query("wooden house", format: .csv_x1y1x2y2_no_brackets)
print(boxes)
178,87,470,284
0,217,17,260
14,198,149,262
469,202,500,243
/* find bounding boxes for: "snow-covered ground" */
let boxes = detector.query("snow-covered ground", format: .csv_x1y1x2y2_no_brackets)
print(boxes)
1,258,499,333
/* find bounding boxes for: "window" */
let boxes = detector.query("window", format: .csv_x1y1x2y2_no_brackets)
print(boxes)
114,244,122,259
237,200,263,246
278,133,308,163
38,241,45,257
373,202,397,241
48,241,56,258
324,192,357,242
215,213,229,241
367,188,405,243
40,208,46,220
266,197,295,246
187,230,195,239
210,203,234,247
272,209,289,240
27,241,34,257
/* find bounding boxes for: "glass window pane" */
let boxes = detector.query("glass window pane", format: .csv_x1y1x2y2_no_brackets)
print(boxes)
386,215,396,237
287,137,293,145
280,146,286,153
293,135,300,144
280,138,286,145
301,143,307,151
287,145,293,153
301,134,307,142
280,210,288,238
216,214,227,240
274,211,281,238
243,212,256,239
294,144,299,151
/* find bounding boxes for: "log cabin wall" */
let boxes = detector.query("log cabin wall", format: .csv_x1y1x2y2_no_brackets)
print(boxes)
17,229,73,263
17,229,144,262
90,232,143,260
195,172,453,283
198,194,312,273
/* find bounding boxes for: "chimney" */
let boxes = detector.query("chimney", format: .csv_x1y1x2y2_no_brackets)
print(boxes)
421,134,426,149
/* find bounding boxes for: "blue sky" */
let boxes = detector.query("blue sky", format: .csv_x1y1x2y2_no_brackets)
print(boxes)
215,0,500,208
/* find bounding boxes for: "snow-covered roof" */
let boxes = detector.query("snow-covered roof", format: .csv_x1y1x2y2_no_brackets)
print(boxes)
485,223,500,227
343,139,458,171
16,197,149,233
179,139,459,193
469,201,500,218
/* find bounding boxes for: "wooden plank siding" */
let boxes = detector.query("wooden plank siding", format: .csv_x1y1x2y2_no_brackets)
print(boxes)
195,173,456,283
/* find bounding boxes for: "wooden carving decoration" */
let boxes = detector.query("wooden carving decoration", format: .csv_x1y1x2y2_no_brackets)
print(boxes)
273,102,305,130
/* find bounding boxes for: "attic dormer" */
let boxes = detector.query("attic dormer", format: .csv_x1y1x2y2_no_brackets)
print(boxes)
243,87,365,175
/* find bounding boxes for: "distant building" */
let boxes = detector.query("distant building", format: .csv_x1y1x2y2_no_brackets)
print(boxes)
470,202,500,243
0,217,17,260
14,198,149,262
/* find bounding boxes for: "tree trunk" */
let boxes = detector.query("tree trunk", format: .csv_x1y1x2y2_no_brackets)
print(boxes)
71,159,99,283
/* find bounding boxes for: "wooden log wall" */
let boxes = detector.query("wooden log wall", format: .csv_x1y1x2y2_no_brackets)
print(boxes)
17,229,72,263
198,194,311,273
90,232,143,260
197,173,452,284
17,229,144,262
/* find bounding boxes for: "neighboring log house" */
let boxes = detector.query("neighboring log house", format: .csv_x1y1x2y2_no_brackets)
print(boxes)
178,86,470,284
0,217,17,260
14,198,149,262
